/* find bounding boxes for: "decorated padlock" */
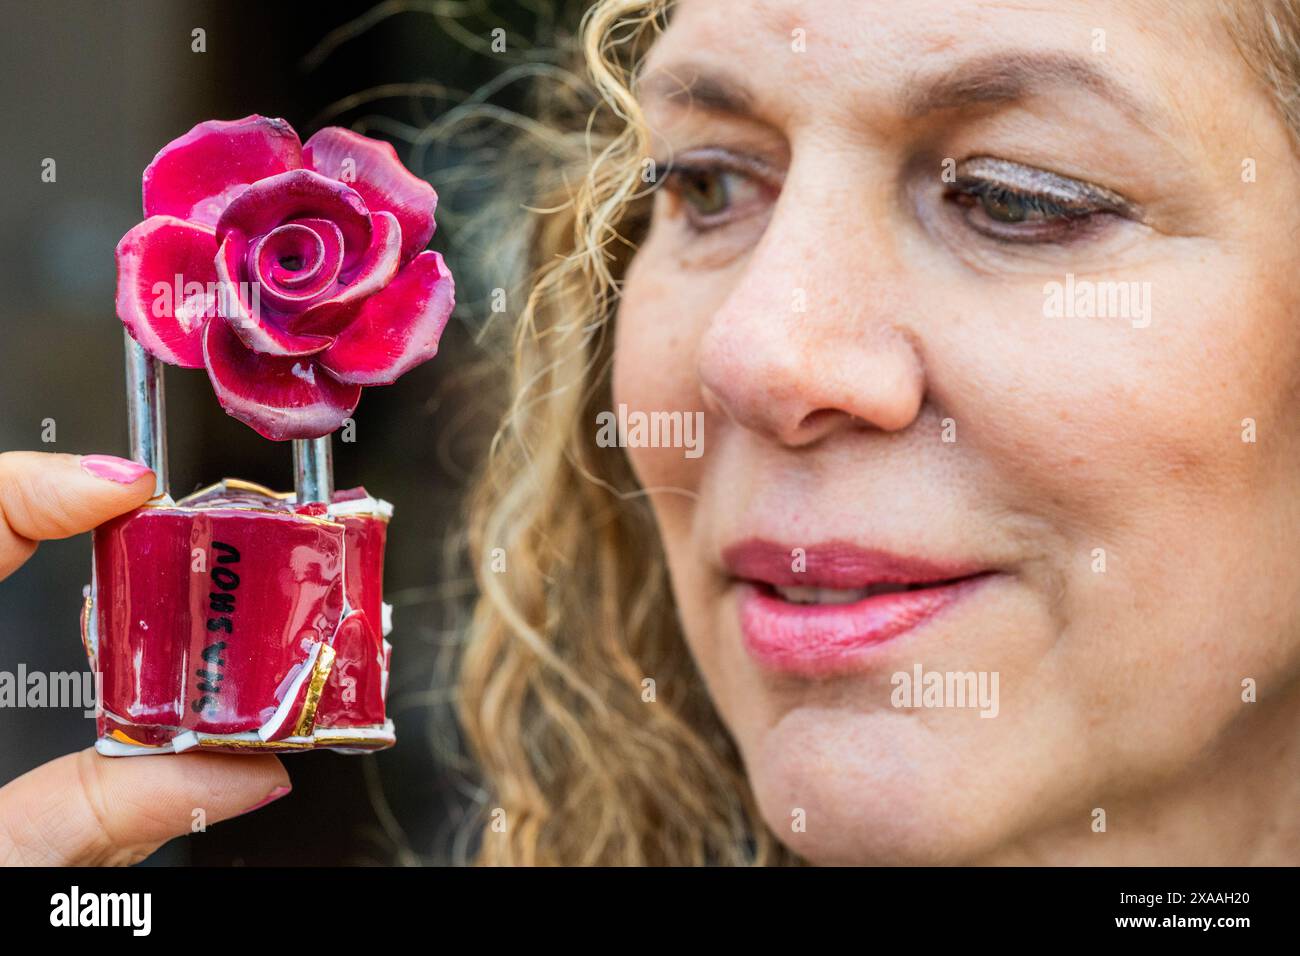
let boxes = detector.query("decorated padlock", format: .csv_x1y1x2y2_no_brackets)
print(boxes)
81,116,454,756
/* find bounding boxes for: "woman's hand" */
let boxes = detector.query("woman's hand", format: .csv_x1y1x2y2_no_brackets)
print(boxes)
0,452,290,865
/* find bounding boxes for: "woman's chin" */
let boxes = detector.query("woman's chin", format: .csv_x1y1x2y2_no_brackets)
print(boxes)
746,706,1052,866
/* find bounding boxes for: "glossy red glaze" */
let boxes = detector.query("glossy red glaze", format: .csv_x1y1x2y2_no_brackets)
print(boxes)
82,481,394,755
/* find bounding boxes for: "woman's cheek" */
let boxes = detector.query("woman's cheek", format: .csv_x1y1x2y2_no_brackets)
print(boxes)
612,247,712,494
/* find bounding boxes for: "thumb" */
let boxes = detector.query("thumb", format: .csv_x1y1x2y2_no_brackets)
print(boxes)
0,748,290,865
0,452,156,579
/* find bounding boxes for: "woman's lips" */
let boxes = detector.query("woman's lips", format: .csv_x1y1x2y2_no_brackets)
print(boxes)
722,539,994,676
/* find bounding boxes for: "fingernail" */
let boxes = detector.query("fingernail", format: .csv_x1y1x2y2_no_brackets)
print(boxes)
238,785,291,817
80,455,152,485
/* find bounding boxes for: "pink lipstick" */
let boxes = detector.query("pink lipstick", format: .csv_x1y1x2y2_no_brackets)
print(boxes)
723,539,994,676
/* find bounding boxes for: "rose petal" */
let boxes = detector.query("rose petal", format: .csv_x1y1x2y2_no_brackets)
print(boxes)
214,232,335,357
319,251,455,385
292,211,402,337
303,127,437,265
203,318,360,440
142,116,302,227
115,215,219,368
215,169,372,270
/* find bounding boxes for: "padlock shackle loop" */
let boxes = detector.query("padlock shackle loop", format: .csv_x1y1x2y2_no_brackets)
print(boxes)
293,436,334,504
124,330,168,498
122,331,336,504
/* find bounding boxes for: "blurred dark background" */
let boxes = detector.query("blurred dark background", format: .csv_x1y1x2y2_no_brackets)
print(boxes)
0,0,578,864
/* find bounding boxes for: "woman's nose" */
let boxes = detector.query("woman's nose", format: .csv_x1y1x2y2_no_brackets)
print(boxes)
696,203,926,448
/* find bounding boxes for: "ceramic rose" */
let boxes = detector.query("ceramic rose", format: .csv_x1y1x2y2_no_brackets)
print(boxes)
115,115,454,439
82,115,454,756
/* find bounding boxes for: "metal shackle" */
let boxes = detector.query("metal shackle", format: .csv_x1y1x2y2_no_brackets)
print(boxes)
122,330,334,503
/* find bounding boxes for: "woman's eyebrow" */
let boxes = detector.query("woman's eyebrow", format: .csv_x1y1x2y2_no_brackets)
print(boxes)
903,50,1154,122
640,50,1153,127
638,65,756,118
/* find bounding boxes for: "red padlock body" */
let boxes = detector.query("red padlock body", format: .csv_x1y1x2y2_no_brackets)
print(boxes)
82,480,394,755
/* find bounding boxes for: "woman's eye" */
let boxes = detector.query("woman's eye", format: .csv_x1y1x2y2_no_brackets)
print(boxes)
677,168,732,216
658,153,775,233
971,188,1050,223
944,158,1138,244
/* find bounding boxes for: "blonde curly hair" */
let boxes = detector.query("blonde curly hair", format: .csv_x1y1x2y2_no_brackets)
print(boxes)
453,0,1300,866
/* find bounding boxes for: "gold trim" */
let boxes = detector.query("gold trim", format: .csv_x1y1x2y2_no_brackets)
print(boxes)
80,594,95,666
176,477,294,505
173,478,340,525
196,737,316,751
154,478,391,523
333,511,392,525
309,737,392,749
109,729,154,747
221,477,296,500
191,731,393,751
292,644,337,738
125,499,341,528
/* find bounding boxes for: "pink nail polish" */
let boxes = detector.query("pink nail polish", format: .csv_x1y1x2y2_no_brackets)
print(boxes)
238,785,291,817
80,454,152,485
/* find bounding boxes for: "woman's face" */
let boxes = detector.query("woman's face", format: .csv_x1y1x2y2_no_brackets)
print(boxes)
613,0,1300,864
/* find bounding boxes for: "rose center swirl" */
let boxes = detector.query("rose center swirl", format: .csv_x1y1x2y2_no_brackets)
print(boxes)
247,219,345,312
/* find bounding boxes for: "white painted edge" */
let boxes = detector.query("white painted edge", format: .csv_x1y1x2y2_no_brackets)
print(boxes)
256,642,323,742
93,720,397,757
325,496,394,519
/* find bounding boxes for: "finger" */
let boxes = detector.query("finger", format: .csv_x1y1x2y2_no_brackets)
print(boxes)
0,748,290,866
0,452,155,579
